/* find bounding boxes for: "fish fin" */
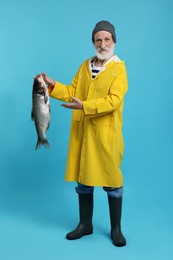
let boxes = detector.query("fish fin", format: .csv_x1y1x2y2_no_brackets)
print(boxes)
46,121,50,130
35,138,50,150
44,94,48,104
31,110,35,121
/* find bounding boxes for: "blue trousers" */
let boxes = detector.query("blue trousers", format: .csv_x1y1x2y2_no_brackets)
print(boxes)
75,183,123,198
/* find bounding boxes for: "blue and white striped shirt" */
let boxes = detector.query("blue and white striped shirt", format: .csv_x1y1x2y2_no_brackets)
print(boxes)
91,59,102,79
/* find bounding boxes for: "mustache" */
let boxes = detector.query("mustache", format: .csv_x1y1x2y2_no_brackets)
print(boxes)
96,47,111,51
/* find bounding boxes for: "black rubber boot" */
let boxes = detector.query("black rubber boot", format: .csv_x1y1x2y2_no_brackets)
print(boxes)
66,193,93,240
108,196,126,247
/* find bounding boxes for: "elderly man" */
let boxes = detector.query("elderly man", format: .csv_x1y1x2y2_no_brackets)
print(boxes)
42,20,128,247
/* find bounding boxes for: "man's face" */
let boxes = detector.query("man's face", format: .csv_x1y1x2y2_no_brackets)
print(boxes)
94,30,115,60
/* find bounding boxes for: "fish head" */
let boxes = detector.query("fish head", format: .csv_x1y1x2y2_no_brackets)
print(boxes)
33,74,47,95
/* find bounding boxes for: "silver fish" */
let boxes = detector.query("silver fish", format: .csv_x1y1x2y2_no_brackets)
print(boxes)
31,74,50,149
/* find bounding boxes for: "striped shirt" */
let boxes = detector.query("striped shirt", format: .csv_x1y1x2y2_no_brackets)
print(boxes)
91,59,102,79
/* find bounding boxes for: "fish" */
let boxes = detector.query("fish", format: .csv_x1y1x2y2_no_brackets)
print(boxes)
31,74,50,150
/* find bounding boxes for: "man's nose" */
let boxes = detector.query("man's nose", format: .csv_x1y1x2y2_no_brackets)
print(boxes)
101,40,106,49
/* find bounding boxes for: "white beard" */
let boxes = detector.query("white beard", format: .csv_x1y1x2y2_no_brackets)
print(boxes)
95,43,115,60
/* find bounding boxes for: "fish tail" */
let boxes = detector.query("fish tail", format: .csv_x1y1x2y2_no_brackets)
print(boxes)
35,138,50,150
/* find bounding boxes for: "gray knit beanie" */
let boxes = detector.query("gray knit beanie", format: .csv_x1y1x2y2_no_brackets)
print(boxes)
92,20,116,43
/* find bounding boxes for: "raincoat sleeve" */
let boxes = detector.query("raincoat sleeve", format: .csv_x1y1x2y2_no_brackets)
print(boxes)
82,63,128,116
48,70,80,102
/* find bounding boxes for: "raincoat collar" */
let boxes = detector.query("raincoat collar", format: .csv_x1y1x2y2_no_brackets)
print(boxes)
88,55,122,77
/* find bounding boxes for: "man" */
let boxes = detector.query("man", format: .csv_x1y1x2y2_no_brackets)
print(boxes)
42,20,128,247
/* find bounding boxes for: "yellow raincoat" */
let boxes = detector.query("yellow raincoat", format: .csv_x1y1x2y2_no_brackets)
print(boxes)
49,55,128,187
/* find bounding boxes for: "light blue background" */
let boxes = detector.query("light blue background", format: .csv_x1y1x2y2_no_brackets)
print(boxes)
0,0,173,259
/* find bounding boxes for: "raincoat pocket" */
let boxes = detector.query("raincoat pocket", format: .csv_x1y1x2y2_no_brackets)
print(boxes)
90,113,114,127
72,110,82,121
